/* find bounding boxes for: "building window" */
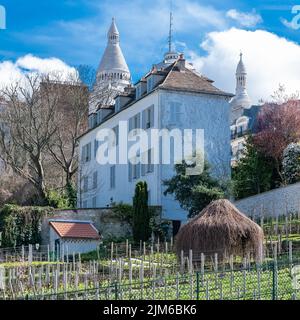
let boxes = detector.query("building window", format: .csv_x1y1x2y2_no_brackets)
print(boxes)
170,102,182,123
82,143,91,163
134,115,139,129
92,197,97,208
115,98,121,112
147,149,154,173
93,113,97,127
143,105,154,129
93,171,98,189
136,84,142,100
147,76,153,92
129,159,141,181
129,113,141,133
141,149,154,176
110,165,116,189
133,163,140,180
113,125,119,146
83,176,89,193
97,111,102,124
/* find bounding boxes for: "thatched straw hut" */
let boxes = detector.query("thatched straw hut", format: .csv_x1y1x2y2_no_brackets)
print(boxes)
175,199,264,261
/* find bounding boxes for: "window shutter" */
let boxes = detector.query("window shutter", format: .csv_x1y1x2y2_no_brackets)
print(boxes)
137,113,141,129
142,109,146,129
150,105,154,127
129,117,133,132
141,164,146,176
82,146,85,163
94,140,98,158
136,163,141,179
87,143,91,161
128,163,132,182
114,126,119,146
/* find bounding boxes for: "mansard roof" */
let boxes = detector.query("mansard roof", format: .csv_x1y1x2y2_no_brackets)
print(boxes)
158,59,233,97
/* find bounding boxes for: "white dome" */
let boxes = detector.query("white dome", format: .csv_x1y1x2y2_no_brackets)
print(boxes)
96,18,130,79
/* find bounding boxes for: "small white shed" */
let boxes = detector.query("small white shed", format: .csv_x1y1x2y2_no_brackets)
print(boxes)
49,219,101,256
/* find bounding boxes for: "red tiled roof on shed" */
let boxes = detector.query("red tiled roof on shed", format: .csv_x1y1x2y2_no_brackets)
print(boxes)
49,221,100,240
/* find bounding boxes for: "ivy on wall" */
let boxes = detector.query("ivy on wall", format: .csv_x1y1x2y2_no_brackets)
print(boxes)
0,205,54,247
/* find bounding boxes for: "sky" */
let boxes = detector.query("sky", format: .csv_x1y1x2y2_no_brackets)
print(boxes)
0,0,300,103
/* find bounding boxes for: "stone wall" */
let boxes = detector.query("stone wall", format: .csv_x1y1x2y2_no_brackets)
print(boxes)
41,206,162,245
234,182,300,218
41,208,131,245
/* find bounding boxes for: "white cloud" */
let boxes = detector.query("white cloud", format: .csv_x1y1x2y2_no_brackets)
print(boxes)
226,9,263,27
0,54,77,88
188,28,300,103
45,0,229,70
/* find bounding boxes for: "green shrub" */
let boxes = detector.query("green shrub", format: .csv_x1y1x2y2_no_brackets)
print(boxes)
112,202,134,226
0,204,54,247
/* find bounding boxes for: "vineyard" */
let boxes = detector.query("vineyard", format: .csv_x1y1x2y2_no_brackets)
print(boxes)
0,214,300,300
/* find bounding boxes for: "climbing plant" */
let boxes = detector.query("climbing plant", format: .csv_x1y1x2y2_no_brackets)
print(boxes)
0,205,54,247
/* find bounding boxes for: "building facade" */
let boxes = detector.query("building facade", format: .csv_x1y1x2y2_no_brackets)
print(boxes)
77,19,233,226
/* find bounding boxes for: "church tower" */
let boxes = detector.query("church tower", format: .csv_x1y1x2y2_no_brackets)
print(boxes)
90,18,131,114
230,52,251,113
230,53,251,121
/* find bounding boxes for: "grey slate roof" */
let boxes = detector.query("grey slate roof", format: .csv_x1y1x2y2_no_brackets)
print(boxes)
158,61,233,97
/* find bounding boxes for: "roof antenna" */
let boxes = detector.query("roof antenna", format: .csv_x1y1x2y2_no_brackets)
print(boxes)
168,0,173,52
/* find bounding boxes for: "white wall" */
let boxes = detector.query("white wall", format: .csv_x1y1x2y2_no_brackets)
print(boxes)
159,90,231,221
49,227,100,255
234,182,300,217
78,91,160,208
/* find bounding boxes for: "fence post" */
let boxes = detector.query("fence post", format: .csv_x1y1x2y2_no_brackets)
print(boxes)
196,272,200,300
114,282,119,300
272,261,278,300
289,241,293,267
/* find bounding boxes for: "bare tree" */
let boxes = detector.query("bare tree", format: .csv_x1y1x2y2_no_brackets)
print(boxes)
45,73,89,187
0,74,60,203
253,100,300,183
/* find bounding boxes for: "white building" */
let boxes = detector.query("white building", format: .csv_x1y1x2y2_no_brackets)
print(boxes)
49,220,101,256
77,19,233,230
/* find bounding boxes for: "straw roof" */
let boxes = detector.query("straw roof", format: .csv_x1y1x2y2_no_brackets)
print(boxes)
175,199,264,260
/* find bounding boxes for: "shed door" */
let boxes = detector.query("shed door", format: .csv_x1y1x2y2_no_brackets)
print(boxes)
55,239,60,258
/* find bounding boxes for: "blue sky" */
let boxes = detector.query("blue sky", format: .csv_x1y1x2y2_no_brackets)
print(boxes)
0,0,300,102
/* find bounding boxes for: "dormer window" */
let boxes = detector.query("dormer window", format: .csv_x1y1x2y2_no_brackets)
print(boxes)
147,76,154,93
136,84,142,100
115,97,121,112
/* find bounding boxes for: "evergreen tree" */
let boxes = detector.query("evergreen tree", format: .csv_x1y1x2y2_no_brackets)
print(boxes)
163,161,225,218
66,182,77,208
132,181,151,242
282,143,300,184
233,136,273,199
